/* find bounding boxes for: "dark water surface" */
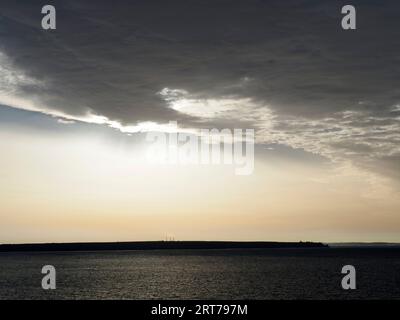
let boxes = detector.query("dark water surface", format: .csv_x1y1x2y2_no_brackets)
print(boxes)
0,248,399,299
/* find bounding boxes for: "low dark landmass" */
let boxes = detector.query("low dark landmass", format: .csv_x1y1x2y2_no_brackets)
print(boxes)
0,241,328,252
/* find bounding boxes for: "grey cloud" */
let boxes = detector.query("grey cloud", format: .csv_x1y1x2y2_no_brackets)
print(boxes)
1,0,399,121
0,0,400,181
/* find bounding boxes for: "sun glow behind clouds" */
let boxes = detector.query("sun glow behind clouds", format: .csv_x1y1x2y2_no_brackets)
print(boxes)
1,105,400,243
1,122,400,243
3,45,398,183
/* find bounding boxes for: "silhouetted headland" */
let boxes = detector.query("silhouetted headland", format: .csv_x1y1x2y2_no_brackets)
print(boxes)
0,241,328,252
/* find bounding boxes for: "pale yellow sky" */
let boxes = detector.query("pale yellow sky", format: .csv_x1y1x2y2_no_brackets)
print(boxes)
1,121,399,244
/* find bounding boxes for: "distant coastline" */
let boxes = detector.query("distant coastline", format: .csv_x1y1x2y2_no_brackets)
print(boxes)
0,241,328,252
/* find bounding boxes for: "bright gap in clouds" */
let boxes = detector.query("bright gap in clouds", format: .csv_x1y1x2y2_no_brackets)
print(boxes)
0,51,184,135
159,87,275,125
1,45,400,197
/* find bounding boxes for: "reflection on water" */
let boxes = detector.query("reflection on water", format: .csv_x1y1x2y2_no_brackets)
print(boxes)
0,248,399,299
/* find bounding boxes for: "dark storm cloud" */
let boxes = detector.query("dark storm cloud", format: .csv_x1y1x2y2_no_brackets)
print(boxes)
0,0,399,122
0,0,399,180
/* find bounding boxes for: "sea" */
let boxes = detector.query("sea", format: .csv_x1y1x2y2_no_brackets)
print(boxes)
0,247,399,299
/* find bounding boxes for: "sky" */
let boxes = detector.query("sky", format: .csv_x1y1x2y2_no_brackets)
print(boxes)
0,0,399,243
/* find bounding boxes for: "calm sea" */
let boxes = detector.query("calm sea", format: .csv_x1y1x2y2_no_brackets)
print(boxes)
0,248,399,299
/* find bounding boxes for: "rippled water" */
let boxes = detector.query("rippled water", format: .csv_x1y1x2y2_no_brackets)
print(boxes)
0,248,399,299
